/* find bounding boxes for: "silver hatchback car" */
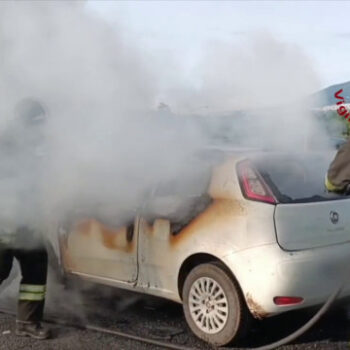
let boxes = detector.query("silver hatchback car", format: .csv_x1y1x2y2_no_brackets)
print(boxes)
51,151,350,346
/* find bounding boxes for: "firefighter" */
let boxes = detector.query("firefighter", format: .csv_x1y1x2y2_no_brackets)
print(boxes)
326,138,350,193
0,98,51,339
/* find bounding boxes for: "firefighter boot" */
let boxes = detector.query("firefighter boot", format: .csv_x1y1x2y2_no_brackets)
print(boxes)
15,320,51,340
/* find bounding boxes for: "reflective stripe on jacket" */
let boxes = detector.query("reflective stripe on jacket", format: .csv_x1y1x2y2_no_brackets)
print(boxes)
19,284,46,301
325,175,343,192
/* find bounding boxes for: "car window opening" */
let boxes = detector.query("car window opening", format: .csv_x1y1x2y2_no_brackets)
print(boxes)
252,154,349,203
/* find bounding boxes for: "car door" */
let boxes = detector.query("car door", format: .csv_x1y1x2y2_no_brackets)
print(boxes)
137,173,212,288
58,205,139,283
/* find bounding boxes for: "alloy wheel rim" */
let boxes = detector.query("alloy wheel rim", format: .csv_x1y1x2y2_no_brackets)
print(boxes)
188,277,229,334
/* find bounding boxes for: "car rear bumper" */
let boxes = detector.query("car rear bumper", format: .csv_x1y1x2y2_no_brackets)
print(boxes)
222,242,350,319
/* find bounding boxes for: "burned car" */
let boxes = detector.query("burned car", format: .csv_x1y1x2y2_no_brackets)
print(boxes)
51,151,350,346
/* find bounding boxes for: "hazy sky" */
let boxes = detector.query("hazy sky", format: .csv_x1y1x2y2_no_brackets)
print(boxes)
86,1,350,90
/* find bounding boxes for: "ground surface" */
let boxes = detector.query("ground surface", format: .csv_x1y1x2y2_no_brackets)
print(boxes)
1,268,350,349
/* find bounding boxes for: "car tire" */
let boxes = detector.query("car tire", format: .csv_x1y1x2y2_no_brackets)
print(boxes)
182,262,250,346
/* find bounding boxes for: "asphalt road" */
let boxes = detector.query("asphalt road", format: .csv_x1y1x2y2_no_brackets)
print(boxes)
1,269,350,349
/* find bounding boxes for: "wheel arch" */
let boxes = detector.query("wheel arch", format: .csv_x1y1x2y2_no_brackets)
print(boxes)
177,253,244,301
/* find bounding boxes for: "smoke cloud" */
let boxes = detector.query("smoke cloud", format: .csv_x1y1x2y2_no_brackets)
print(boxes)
0,2,204,234
0,2,330,241
162,32,329,150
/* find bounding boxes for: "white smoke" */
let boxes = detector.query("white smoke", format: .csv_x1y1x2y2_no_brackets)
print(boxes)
0,2,330,236
0,2,206,234
166,32,320,113
162,32,329,151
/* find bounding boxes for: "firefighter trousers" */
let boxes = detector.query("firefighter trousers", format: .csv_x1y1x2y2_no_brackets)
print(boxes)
0,245,48,323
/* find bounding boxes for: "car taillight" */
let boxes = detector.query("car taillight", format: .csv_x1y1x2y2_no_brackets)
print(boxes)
238,160,276,204
273,296,304,306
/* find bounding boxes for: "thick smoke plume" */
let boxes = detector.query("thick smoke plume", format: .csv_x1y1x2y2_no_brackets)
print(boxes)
0,2,330,239
0,2,205,235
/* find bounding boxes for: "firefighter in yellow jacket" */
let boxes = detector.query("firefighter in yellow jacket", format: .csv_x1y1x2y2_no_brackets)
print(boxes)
0,99,50,339
326,139,350,193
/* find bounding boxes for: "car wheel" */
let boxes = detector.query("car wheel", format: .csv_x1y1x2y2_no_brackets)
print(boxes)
182,262,249,346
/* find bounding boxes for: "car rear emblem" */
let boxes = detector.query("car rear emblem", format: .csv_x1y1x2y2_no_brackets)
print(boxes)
330,211,339,224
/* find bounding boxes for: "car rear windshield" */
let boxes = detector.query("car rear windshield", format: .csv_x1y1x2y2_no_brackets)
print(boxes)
252,153,348,203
